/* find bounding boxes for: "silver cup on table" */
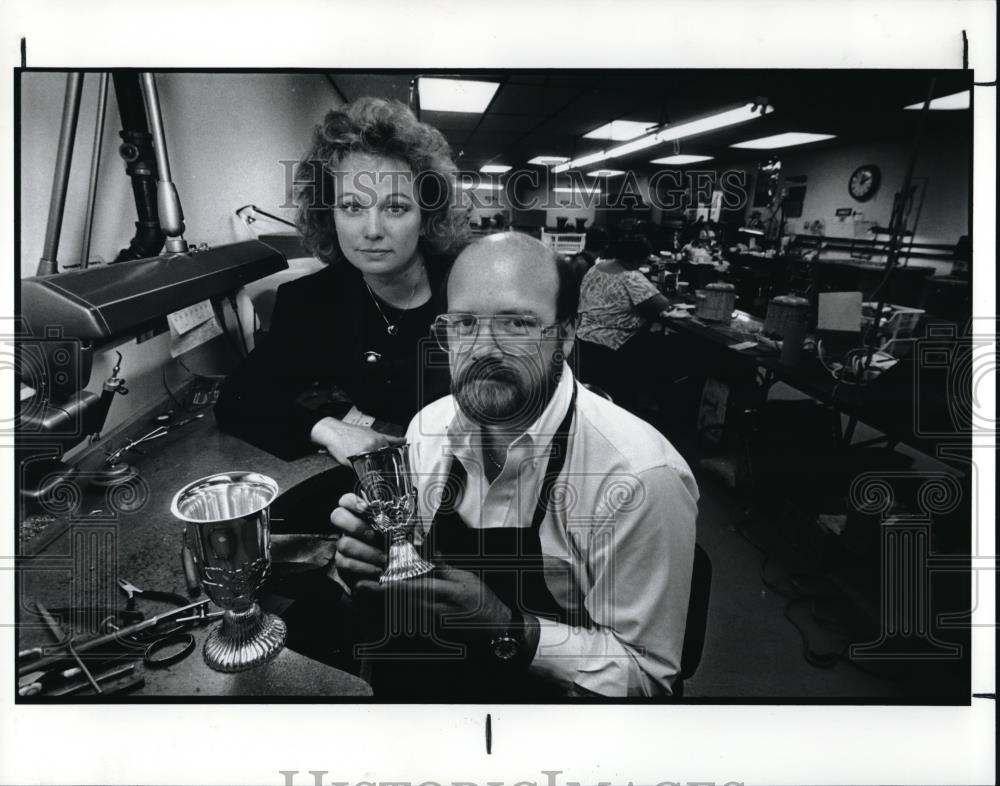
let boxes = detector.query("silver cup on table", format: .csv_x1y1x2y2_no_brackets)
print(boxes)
349,444,434,583
170,471,287,672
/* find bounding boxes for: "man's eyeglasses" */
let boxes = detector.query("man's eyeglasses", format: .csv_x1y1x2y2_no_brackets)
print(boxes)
433,313,562,356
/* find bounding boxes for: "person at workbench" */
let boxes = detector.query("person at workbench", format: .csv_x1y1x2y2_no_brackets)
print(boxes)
215,97,470,464
568,225,609,276
572,232,672,410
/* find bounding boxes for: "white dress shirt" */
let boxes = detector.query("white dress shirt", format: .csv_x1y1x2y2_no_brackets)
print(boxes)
405,364,699,697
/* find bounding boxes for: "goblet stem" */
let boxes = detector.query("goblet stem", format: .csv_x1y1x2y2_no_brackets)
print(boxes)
381,528,434,583
203,602,287,672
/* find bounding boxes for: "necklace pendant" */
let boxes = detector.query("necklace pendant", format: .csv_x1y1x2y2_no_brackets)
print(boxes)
386,324,398,336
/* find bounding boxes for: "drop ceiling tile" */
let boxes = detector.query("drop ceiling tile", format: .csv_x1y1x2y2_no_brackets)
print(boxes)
488,84,584,115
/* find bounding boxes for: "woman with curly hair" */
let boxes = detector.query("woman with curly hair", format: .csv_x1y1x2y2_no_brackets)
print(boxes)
216,97,470,464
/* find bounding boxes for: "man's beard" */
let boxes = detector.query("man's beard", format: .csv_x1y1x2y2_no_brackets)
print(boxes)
452,355,556,428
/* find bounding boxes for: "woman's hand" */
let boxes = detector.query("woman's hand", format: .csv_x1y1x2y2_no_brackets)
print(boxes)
309,417,405,466
331,492,386,589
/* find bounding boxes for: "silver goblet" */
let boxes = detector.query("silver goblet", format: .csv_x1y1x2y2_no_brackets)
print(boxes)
349,444,434,583
171,471,287,672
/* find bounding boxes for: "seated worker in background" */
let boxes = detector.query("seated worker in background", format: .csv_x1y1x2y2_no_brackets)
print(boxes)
215,96,469,465
568,225,609,275
680,214,705,246
331,232,698,698
566,225,609,285
573,232,672,409
698,219,718,245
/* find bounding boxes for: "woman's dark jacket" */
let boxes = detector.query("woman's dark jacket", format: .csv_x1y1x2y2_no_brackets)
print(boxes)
215,258,451,460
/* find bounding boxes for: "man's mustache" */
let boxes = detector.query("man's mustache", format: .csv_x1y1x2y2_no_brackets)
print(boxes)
453,356,522,389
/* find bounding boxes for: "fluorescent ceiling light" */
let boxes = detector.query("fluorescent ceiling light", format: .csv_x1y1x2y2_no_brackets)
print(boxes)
480,164,511,174
555,102,772,172
586,169,625,178
553,187,601,194
553,151,605,173
608,135,661,158
584,120,655,141
904,90,970,110
731,132,835,149
655,104,773,145
650,154,715,165
417,77,500,113
459,181,503,191
528,155,570,166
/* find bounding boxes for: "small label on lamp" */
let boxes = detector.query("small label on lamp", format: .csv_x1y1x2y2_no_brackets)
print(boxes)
167,300,215,335
169,313,223,358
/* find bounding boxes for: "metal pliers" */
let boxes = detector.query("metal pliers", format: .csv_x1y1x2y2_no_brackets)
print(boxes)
117,579,191,612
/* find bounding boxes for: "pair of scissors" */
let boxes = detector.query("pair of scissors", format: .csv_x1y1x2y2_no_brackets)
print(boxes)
115,579,203,668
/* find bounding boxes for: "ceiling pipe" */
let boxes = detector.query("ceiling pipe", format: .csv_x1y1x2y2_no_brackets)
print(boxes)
80,72,110,269
863,76,937,371
37,73,84,276
139,72,188,254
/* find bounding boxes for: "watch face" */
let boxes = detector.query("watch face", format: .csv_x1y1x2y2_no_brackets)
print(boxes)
849,165,880,201
492,634,519,661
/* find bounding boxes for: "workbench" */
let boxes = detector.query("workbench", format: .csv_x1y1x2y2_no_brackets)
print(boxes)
16,412,372,700
657,309,972,474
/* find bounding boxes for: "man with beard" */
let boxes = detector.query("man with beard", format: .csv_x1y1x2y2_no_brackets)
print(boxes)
331,232,698,698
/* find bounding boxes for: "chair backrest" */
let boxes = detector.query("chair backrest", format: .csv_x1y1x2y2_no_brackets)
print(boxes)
540,230,587,256
235,257,326,350
680,542,712,681
580,382,614,402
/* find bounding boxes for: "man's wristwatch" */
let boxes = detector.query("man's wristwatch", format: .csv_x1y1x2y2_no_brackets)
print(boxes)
490,608,526,663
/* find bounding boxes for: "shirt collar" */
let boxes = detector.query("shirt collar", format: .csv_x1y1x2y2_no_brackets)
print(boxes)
445,363,576,459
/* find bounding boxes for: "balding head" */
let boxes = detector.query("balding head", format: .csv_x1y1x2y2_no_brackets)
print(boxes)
448,232,579,325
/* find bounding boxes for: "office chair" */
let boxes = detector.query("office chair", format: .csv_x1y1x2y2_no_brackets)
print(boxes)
672,542,712,697
235,256,325,349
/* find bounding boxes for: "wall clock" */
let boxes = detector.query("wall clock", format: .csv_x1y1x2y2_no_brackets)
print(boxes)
849,165,881,201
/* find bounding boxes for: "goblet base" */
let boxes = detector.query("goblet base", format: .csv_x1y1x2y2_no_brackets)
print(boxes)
381,538,434,583
203,603,287,672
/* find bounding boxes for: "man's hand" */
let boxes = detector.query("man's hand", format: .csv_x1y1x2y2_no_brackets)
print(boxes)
310,417,405,466
356,566,514,638
331,492,386,588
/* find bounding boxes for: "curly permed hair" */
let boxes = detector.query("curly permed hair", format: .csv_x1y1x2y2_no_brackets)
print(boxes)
294,97,471,265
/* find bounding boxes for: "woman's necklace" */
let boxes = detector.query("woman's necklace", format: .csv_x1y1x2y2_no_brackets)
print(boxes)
364,274,420,336
360,268,424,364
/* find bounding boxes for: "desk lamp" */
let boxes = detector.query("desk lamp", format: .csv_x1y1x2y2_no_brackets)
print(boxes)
18,240,288,501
